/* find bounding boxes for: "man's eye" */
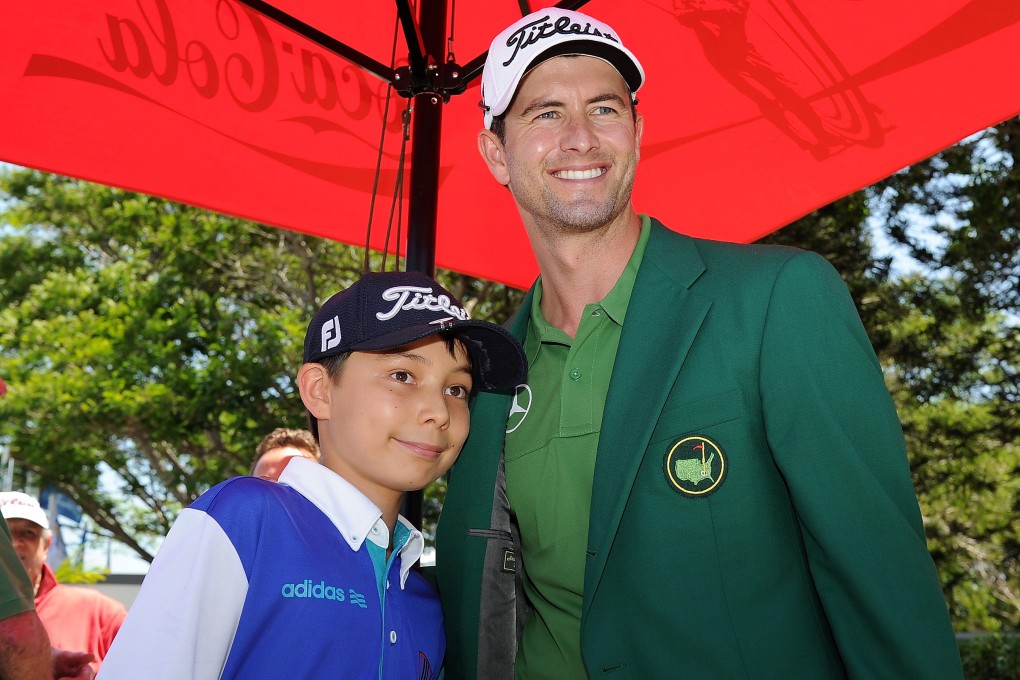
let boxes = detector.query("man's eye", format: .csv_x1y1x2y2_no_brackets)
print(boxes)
535,110,558,120
593,106,616,115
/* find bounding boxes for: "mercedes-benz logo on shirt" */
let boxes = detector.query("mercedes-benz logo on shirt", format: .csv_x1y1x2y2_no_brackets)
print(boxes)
506,383,532,433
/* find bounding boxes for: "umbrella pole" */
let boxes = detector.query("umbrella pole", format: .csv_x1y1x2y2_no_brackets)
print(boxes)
401,0,448,530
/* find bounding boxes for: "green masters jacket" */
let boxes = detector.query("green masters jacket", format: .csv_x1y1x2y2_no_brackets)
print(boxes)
435,220,962,679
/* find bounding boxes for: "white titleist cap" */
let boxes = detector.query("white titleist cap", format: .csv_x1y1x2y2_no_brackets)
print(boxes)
0,492,49,529
480,8,645,130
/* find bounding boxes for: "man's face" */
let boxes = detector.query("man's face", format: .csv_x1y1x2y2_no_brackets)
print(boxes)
480,55,643,236
7,518,51,587
253,446,317,481
312,336,473,512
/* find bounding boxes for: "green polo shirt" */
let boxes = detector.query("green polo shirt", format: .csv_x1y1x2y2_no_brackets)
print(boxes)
506,218,650,680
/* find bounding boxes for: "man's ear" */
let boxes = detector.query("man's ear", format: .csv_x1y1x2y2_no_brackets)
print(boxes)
478,129,511,186
634,113,644,162
297,363,332,422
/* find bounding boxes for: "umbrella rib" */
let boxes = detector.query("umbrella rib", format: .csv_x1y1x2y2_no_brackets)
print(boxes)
365,13,405,273
236,0,396,84
553,0,594,11
395,0,429,77
382,104,413,271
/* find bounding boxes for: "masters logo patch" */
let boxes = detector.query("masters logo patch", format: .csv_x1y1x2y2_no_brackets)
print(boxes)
663,435,727,497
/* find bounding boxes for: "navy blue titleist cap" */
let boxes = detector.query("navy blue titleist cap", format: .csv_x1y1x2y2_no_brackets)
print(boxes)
303,271,526,392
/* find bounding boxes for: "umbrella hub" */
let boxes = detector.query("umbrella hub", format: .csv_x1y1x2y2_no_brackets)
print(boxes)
392,60,467,102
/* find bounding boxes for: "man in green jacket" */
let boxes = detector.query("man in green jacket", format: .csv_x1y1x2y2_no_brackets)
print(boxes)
434,7,963,679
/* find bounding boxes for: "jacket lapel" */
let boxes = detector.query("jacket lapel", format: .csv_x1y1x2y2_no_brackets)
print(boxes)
445,289,533,528
463,287,533,504
583,222,712,617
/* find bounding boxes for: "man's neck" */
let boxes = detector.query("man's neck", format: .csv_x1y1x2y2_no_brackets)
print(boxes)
529,211,642,337
31,565,48,599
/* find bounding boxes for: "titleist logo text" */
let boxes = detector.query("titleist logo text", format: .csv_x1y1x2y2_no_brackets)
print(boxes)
377,286,469,322
503,15,618,67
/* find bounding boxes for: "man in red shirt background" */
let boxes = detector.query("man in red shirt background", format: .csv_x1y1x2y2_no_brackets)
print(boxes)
0,491,126,674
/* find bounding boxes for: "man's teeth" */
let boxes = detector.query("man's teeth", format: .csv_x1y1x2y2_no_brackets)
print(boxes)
554,168,605,179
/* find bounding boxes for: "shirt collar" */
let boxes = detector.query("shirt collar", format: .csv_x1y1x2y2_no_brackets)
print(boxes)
278,457,425,588
35,562,59,604
600,214,650,324
524,216,651,360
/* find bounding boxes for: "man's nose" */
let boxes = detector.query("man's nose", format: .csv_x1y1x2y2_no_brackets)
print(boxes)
560,115,600,153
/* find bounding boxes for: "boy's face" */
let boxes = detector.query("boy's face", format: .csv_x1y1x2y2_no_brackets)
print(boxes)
313,335,473,511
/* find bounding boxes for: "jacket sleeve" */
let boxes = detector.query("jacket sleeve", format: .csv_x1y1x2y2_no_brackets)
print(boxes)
98,508,248,679
758,250,962,679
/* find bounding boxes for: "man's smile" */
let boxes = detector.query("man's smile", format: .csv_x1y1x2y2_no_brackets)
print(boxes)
551,166,608,180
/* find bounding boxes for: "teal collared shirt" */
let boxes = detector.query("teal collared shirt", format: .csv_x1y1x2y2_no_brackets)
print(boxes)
506,217,650,680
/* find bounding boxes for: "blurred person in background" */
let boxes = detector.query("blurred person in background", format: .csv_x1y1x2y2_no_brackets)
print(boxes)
1,505,94,679
250,427,321,481
1,492,125,675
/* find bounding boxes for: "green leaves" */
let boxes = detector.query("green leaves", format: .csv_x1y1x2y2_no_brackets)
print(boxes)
0,169,360,557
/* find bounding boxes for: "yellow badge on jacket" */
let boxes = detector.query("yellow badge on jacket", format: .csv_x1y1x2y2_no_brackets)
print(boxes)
663,435,727,497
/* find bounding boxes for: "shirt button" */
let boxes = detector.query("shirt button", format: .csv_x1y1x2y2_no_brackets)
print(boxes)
390,630,397,644
591,310,601,317
569,368,582,380
371,526,380,535
386,580,391,590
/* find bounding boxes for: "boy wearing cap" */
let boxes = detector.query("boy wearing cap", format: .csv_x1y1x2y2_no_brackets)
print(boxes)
100,271,525,680
434,7,962,680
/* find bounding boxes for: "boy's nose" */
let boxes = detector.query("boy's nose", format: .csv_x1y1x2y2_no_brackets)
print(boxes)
418,389,451,430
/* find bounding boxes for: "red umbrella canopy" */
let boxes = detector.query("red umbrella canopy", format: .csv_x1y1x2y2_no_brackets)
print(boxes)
1,0,1018,289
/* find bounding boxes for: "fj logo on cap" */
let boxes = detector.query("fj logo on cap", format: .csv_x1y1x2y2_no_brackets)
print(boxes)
320,315,341,353
663,435,727,497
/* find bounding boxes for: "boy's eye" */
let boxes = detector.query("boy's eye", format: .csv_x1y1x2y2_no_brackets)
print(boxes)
390,370,414,384
445,385,470,399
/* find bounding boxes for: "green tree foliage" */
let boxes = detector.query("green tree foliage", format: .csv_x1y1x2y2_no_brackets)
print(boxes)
872,120,1019,631
53,558,108,585
877,118,1019,317
0,170,369,559
958,633,1020,679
